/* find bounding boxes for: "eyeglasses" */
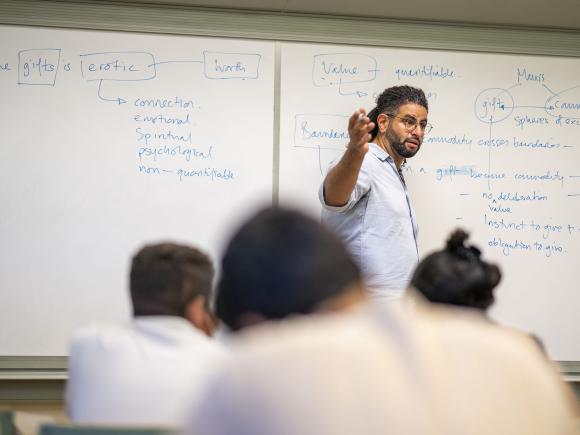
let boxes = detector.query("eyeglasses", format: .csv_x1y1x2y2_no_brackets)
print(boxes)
386,114,433,135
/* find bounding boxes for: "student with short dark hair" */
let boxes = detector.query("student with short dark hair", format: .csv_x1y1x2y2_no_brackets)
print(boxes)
130,243,216,332
216,207,366,332
66,242,226,426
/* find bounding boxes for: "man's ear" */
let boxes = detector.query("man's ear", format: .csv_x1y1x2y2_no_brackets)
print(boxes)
376,113,390,133
184,295,214,337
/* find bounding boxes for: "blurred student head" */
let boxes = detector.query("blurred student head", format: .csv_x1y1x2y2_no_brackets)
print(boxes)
216,207,365,331
130,242,216,335
410,229,501,311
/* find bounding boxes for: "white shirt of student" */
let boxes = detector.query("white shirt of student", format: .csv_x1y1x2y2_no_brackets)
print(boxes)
66,316,226,427
188,300,577,435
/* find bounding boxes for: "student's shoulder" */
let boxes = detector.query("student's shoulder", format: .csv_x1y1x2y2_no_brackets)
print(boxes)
229,308,376,361
419,302,557,376
422,303,531,348
70,322,134,351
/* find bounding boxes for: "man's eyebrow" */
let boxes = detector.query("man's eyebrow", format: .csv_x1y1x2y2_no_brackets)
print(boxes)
402,115,428,121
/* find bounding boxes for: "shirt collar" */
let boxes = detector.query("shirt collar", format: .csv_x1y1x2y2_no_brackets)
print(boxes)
133,315,207,340
369,142,406,167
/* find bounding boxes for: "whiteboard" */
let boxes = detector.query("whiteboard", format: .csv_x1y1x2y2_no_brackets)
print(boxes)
279,42,580,361
0,25,274,355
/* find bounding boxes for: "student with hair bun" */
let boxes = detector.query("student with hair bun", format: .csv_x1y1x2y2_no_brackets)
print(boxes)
410,229,553,355
410,229,501,312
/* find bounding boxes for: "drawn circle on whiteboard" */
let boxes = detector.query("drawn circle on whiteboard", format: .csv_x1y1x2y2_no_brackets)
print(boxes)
544,86,580,120
544,94,558,118
474,88,514,124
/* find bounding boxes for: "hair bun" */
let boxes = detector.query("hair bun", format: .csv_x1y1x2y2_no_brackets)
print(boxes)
446,229,469,251
446,229,482,263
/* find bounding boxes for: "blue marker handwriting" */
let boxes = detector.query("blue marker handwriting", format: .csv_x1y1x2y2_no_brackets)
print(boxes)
555,116,580,127
482,190,548,203
138,144,213,162
176,167,234,181
134,96,195,109
424,134,473,146
312,53,377,87
395,65,456,81
478,137,509,148
513,170,564,186
203,51,261,80
18,49,61,86
512,137,561,149
488,237,532,256
138,164,234,182
435,165,474,181
136,127,192,145
516,67,545,84
514,115,549,129
133,113,191,125
299,121,349,141
80,51,156,82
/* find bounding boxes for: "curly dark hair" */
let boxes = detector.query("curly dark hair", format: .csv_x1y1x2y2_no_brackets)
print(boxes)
410,229,501,311
367,85,428,140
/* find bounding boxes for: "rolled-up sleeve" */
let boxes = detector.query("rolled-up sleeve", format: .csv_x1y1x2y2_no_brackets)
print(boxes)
319,157,372,213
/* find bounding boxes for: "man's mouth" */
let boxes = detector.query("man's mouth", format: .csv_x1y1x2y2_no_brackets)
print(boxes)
405,138,420,149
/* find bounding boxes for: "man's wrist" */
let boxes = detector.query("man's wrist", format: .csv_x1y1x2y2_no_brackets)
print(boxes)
346,145,367,159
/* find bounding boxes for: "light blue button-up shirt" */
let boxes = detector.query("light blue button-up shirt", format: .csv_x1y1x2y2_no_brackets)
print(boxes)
319,143,419,300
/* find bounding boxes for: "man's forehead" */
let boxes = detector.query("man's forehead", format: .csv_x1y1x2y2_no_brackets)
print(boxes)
396,103,428,119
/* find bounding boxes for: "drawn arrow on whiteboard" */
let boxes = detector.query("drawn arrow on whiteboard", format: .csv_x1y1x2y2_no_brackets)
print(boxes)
506,83,522,91
147,60,204,67
541,83,557,97
338,79,367,98
97,80,127,105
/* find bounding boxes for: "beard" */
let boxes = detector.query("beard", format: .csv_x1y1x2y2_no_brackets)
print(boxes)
385,126,421,159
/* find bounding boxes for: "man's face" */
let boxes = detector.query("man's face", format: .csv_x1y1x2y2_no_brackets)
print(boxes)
383,103,428,159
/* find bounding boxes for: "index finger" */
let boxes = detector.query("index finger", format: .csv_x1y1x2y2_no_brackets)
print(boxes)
348,108,367,129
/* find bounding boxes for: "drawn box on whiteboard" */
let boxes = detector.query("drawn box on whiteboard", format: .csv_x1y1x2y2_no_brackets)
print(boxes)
294,114,349,150
18,49,61,86
312,53,378,87
203,51,261,79
79,52,156,81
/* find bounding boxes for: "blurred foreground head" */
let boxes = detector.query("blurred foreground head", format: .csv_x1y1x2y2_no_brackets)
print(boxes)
216,207,365,331
410,229,501,311
130,242,216,335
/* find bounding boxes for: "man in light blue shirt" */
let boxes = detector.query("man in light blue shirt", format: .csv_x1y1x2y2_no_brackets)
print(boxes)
319,86,431,300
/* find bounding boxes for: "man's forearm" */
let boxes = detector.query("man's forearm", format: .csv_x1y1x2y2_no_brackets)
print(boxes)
323,148,366,206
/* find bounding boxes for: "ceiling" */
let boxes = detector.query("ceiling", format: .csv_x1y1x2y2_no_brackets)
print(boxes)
114,0,580,31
